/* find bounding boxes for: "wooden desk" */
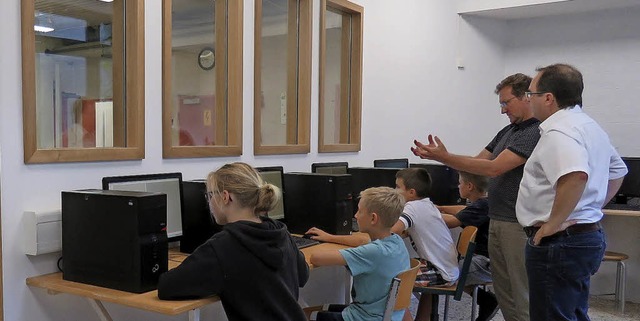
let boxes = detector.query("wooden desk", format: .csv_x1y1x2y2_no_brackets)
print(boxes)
27,243,351,321
603,209,640,217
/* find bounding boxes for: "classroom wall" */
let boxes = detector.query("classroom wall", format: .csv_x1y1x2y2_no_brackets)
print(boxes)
13,0,636,320
502,5,640,303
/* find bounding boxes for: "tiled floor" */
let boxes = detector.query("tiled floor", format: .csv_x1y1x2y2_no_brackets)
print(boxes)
408,294,640,321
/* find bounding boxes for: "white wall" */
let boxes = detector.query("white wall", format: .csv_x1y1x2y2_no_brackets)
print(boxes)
0,1,510,320
503,6,640,302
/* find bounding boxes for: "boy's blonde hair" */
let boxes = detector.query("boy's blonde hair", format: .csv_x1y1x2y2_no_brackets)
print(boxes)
359,187,405,227
207,162,281,214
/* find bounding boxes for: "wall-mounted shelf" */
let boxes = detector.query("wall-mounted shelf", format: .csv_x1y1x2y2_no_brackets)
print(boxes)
457,0,640,20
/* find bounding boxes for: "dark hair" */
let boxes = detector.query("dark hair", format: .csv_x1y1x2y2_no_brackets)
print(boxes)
495,73,532,97
458,171,489,194
395,168,432,198
535,64,583,109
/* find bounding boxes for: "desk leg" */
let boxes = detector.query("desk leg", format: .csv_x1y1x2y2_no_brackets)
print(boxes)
86,298,114,321
189,309,201,321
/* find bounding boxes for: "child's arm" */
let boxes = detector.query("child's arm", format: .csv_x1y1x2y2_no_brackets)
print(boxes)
441,213,462,228
437,205,466,215
310,250,347,267
305,227,369,247
391,220,409,238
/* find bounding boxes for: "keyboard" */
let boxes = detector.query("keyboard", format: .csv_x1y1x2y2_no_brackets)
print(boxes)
292,235,320,249
603,203,640,211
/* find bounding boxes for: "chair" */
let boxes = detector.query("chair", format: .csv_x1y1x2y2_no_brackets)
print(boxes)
601,250,629,313
383,258,421,321
413,226,478,321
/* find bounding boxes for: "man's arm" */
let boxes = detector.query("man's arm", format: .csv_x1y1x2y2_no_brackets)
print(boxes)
532,171,587,245
604,177,625,205
413,135,526,177
309,250,347,267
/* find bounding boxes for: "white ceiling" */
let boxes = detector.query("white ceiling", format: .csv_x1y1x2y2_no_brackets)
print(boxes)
458,0,640,20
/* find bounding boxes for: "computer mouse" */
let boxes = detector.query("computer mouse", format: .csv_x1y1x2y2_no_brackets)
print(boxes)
302,233,317,239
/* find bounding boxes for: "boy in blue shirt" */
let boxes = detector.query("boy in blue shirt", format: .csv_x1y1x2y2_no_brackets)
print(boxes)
307,186,410,321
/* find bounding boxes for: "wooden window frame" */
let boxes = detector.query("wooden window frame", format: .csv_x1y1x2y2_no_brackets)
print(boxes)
253,0,312,155
318,0,363,153
21,0,145,163
162,0,243,158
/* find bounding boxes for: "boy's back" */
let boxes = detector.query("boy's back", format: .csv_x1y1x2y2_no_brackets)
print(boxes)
400,198,459,282
339,233,409,321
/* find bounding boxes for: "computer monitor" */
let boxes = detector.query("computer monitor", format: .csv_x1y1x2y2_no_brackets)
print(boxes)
348,167,400,199
180,180,223,253
373,158,409,169
255,166,286,220
311,162,349,175
410,163,463,205
102,173,184,239
616,157,640,203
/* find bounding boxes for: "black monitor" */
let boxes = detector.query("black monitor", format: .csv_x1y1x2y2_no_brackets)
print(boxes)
348,167,400,200
102,173,184,239
180,179,223,254
311,162,349,175
615,157,640,203
373,158,409,169
255,166,286,220
410,163,463,205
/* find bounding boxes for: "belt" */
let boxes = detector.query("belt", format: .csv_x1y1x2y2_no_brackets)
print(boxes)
523,222,601,238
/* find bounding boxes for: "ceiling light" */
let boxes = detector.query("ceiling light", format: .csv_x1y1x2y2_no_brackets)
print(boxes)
98,0,114,2
34,25,54,33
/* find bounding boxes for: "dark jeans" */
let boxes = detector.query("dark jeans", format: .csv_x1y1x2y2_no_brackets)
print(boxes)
525,229,605,321
314,304,346,321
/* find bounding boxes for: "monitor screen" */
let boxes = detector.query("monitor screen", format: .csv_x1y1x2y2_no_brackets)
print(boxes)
373,158,409,169
618,157,640,199
180,180,223,253
102,173,184,239
312,162,349,175
348,167,400,198
255,166,286,220
409,163,463,205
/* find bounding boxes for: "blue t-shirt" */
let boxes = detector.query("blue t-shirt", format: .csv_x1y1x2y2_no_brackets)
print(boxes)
339,234,410,321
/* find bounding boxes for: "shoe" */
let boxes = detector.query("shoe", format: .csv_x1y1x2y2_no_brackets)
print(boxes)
476,289,499,321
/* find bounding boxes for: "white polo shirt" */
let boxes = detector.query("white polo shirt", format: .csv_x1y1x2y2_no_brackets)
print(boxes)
516,106,628,227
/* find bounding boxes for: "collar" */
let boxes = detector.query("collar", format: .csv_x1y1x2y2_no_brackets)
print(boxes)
512,117,539,130
539,105,582,133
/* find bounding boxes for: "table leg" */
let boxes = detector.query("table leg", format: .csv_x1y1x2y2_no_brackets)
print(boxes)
86,298,114,321
189,309,201,321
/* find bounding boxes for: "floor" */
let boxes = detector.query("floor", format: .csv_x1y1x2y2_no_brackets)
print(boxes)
407,294,640,321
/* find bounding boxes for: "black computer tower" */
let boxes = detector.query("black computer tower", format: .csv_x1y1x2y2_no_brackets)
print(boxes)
180,180,223,253
62,189,168,293
284,173,353,235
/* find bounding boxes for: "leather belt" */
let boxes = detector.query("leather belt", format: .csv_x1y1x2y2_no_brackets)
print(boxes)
523,222,601,238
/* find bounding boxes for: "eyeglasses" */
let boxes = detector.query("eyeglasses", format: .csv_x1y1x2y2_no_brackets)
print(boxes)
499,96,518,108
524,91,547,99
204,191,214,202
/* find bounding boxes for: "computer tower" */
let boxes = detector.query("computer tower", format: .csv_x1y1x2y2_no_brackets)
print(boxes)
62,189,168,293
284,173,353,235
180,180,223,253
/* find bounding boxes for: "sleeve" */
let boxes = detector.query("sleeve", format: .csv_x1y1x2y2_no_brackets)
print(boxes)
454,199,489,228
339,242,378,276
507,126,541,159
485,127,506,153
398,203,416,230
297,249,310,287
609,147,628,179
157,242,224,300
537,130,589,186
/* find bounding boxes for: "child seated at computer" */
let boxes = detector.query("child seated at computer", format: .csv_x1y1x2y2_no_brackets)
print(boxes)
157,162,309,321
305,186,410,321
307,168,459,321
437,171,498,321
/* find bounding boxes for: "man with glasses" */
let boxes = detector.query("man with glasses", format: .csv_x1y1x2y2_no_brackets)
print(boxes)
411,73,539,321
517,64,627,321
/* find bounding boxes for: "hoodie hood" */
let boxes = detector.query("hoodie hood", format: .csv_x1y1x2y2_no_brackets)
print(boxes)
224,217,290,270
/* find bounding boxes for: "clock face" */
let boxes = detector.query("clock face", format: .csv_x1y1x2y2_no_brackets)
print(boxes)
198,47,215,70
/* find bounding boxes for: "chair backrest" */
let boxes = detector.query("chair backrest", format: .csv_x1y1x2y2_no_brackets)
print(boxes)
451,226,478,300
383,258,421,321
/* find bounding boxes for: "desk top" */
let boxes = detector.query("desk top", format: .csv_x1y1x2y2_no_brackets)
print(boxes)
26,242,350,315
603,209,640,217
